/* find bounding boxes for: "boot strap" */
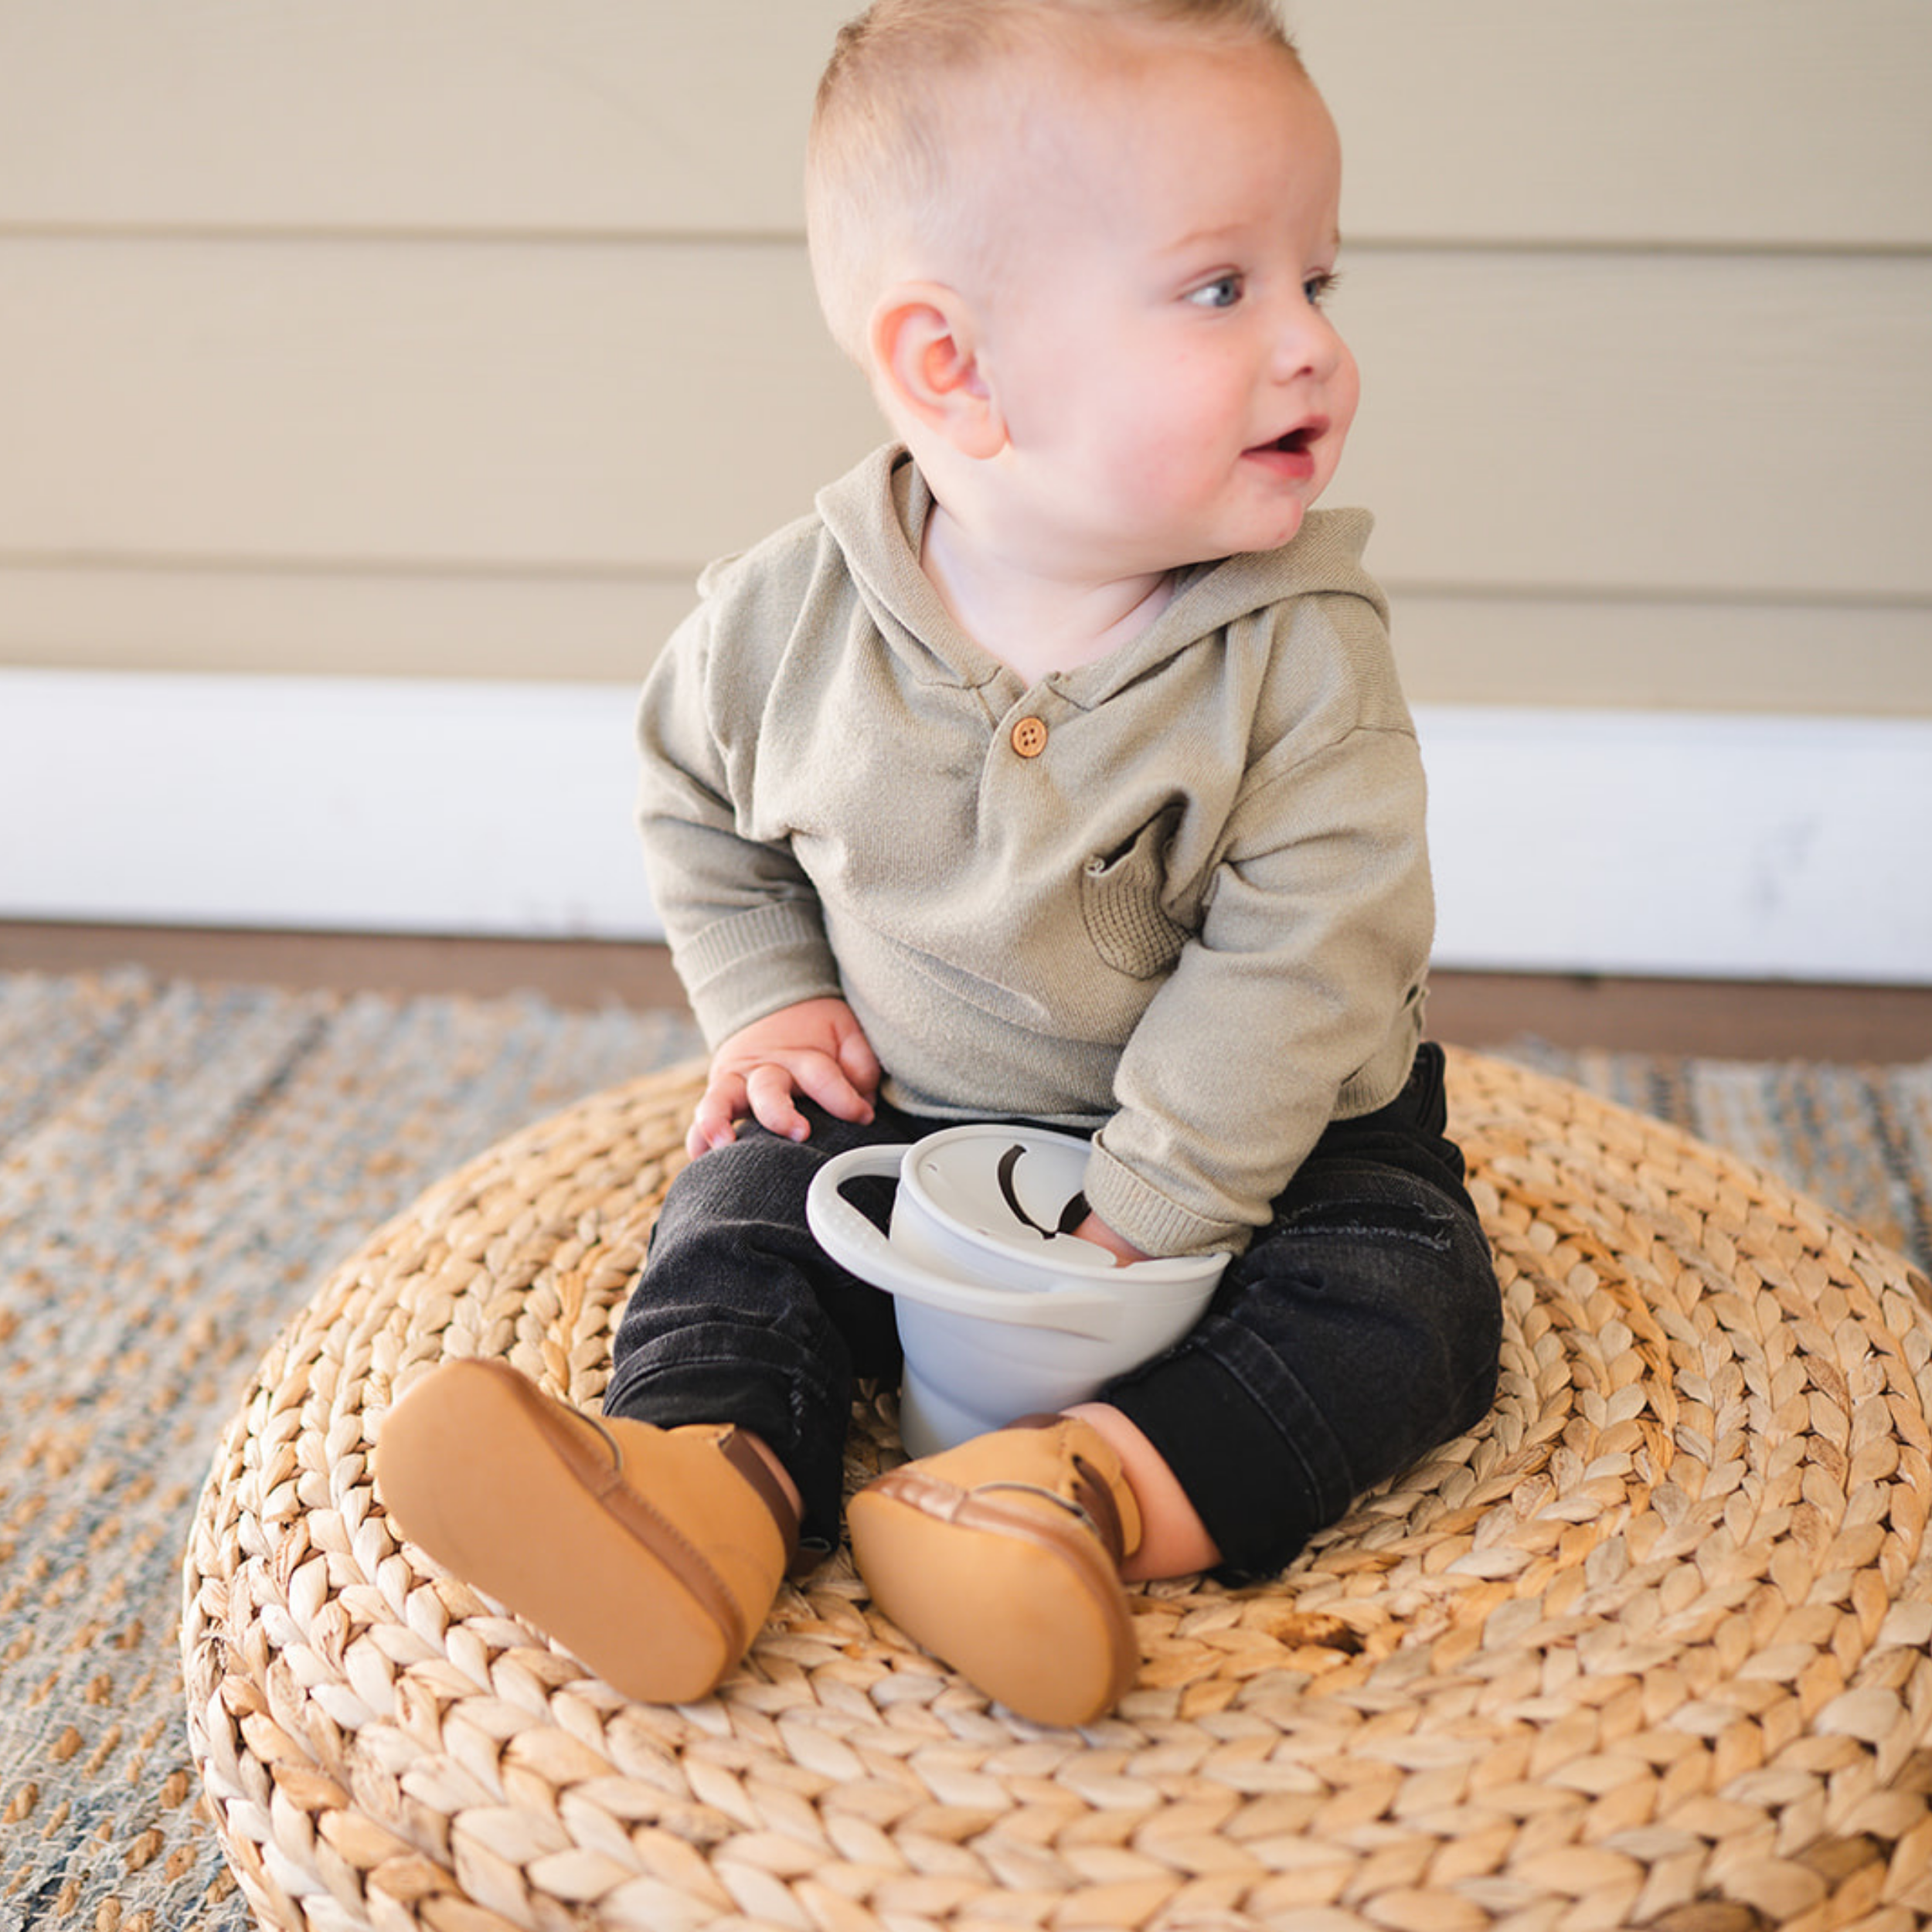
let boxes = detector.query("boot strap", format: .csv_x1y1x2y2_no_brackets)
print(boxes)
982,1414,1132,1569
716,1427,807,1577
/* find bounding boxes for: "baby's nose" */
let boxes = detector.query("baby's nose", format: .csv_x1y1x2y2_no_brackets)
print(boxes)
1274,306,1343,380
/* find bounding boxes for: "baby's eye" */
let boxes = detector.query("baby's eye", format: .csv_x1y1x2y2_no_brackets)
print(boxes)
1186,273,1244,310
1303,270,1341,308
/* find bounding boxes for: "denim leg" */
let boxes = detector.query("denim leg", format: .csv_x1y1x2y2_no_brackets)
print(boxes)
601,1100,921,1560
1102,1044,1503,1582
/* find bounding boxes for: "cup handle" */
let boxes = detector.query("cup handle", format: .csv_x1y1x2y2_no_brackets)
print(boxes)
806,1147,1123,1339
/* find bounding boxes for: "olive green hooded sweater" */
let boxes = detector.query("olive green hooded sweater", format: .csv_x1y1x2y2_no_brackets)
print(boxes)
637,445,1431,1257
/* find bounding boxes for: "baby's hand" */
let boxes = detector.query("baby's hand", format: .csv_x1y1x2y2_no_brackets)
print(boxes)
1071,1209,1151,1268
687,997,881,1158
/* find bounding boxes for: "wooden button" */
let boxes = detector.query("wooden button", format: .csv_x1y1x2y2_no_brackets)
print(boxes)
1010,716,1049,758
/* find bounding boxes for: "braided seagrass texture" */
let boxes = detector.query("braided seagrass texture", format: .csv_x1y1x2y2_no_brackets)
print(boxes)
182,1051,1932,1932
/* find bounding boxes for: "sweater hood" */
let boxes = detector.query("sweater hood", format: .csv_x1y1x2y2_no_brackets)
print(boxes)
812,444,1387,693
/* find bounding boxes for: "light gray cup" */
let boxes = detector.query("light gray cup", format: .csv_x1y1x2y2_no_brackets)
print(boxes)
807,1124,1226,1455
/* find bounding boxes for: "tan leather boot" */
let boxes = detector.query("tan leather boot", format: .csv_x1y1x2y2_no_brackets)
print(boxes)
375,1358,798,1704
847,1413,1143,1726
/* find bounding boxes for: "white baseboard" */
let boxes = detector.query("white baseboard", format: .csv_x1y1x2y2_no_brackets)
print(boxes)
2,669,1927,985
1416,706,1930,984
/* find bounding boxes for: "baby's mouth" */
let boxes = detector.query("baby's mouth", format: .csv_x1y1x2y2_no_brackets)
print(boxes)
1253,419,1326,457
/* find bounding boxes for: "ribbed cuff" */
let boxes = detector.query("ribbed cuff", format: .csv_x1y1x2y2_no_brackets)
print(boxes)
1081,1140,1247,1259
675,901,843,1046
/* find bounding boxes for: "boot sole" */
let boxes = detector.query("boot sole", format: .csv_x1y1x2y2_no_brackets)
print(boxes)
375,1359,736,1703
848,1471,1138,1726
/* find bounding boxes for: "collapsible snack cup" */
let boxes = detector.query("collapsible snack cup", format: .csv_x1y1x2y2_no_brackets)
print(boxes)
807,1124,1226,1455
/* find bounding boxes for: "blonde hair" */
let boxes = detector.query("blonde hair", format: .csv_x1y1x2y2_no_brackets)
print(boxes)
805,0,1301,362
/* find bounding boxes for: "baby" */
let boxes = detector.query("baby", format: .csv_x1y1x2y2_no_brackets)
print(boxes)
379,0,1502,1729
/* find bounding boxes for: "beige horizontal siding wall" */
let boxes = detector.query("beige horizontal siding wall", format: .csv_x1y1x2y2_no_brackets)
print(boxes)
2,0,1928,713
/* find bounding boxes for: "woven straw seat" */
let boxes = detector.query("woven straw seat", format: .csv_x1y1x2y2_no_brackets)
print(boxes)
183,1050,1932,1932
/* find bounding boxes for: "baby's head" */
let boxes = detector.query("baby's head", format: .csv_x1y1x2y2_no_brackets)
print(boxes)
808,0,1356,578
807,0,1300,365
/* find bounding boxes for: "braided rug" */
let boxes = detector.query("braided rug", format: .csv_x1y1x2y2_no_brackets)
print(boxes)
182,1050,1932,1932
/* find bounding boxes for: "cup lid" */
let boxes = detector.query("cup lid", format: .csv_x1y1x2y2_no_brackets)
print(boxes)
902,1125,1111,1267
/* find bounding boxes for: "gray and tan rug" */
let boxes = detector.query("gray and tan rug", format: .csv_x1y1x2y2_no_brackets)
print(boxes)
0,968,1927,1931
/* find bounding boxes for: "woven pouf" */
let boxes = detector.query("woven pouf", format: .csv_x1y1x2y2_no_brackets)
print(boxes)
183,1050,1932,1932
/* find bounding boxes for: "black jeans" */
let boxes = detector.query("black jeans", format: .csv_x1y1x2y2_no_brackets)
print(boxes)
604,1043,1502,1580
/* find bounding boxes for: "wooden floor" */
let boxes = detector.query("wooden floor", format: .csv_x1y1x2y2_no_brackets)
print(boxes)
5,920,1930,1060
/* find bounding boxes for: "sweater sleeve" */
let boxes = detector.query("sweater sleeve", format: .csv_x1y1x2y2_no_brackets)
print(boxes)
1081,621,1433,1258
634,599,844,1046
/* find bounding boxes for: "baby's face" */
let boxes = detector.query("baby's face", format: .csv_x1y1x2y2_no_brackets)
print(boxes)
968,38,1357,577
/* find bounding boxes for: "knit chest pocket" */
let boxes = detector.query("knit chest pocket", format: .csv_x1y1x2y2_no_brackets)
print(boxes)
1079,810,1194,980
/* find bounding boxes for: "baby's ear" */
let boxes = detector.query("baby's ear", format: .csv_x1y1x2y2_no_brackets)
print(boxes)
867,283,1007,459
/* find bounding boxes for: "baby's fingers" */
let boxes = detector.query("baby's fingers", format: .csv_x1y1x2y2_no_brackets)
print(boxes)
837,1026,883,1103
743,1061,813,1142
787,1049,876,1127
685,1075,750,1159
685,1035,874,1159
